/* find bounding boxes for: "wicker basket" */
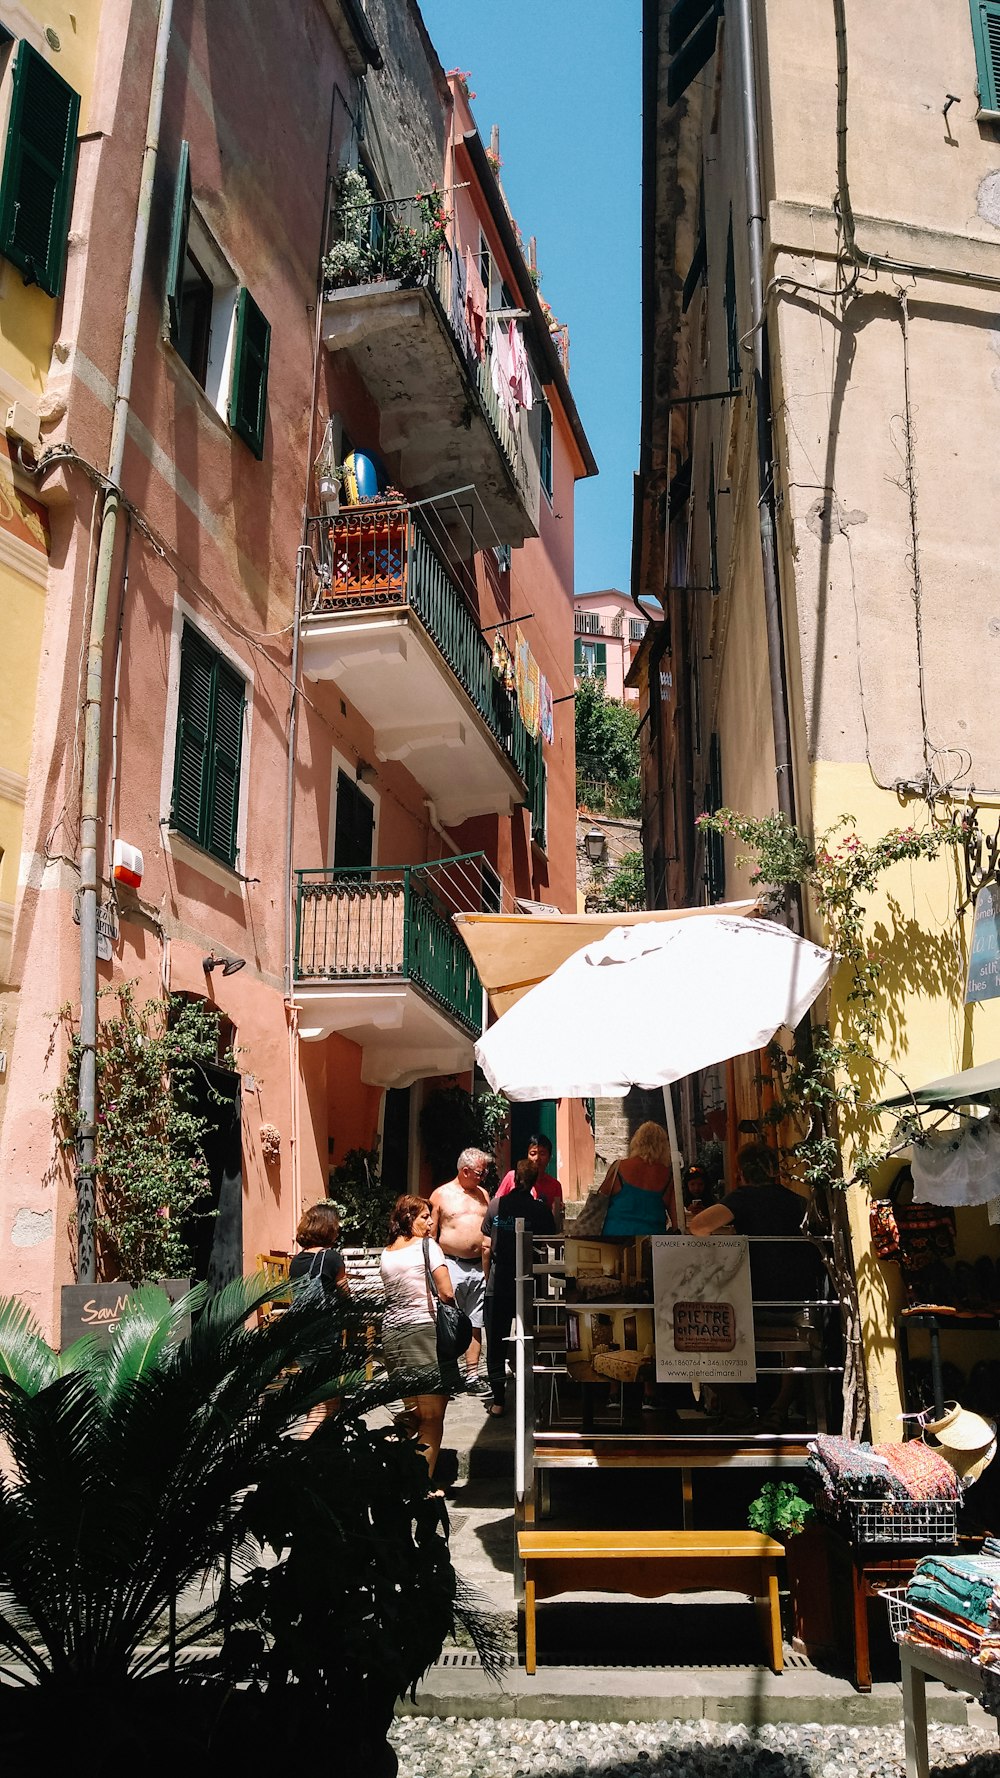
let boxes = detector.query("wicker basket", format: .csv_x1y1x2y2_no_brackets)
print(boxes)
842,1497,958,1546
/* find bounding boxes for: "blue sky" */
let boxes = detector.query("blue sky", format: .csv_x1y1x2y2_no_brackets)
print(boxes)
417,0,642,596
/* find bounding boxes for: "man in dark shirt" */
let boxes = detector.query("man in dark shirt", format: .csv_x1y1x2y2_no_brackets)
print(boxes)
481,1159,554,1414
687,1144,821,1430
687,1143,817,1303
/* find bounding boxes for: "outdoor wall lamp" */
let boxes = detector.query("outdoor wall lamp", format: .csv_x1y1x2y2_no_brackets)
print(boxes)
202,954,246,976
584,827,607,864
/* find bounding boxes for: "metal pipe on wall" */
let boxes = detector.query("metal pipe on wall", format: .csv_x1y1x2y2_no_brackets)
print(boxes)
733,0,798,867
76,0,175,1283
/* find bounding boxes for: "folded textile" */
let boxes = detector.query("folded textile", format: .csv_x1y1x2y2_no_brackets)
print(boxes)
808,1434,898,1500
881,1440,962,1502
907,1554,1000,1633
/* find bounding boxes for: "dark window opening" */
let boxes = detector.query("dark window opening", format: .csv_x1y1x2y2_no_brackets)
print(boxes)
178,246,213,388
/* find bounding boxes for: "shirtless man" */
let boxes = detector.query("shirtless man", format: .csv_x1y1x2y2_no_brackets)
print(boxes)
429,1147,492,1393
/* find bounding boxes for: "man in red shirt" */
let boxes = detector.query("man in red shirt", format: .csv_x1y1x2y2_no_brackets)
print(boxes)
496,1133,563,1226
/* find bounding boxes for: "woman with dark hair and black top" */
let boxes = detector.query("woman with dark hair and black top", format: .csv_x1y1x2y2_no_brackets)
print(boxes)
289,1201,349,1294
287,1202,350,1437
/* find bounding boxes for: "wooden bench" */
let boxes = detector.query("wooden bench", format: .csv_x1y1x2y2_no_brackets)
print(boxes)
517,1529,785,1675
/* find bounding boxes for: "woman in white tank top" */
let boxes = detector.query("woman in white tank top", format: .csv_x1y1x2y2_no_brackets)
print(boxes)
380,1194,456,1487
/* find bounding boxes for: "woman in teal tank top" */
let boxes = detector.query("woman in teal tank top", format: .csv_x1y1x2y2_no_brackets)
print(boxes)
600,1121,677,1237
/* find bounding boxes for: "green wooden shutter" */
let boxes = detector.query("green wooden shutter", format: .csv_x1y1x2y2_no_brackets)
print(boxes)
972,1,1000,111
668,0,718,53
667,0,722,105
708,447,720,594
0,40,80,296
724,215,740,385
172,626,214,845
207,658,244,865
230,287,271,459
333,770,374,871
540,400,553,497
172,624,246,865
574,638,585,674
165,139,191,341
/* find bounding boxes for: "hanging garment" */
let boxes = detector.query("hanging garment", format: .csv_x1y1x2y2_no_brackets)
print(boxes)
514,625,541,739
492,630,516,693
490,318,518,428
540,674,554,745
507,319,533,410
463,246,487,359
911,1116,1000,1207
450,242,474,360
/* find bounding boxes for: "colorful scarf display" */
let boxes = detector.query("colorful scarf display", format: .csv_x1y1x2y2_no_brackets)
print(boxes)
540,674,554,745
515,625,541,739
903,1552,1000,1659
492,631,516,694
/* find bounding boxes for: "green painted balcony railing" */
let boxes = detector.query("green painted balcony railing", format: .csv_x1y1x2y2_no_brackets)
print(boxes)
294,858,483,1038
306,504,532,793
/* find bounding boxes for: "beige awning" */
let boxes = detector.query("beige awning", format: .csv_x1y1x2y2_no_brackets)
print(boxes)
453,901,759,1016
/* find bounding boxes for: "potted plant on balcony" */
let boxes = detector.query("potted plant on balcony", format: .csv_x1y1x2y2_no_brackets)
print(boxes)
747,1480,835,1657
323,167,449,293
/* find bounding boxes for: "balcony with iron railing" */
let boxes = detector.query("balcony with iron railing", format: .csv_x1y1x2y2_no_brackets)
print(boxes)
294,855,489,1087
321,186,539,549
301,502,536,827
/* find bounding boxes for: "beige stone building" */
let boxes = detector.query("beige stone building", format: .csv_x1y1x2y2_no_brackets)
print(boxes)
634,0,1000,1434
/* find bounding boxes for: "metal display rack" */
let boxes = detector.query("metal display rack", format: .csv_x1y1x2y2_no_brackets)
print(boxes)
837,1499,959,1547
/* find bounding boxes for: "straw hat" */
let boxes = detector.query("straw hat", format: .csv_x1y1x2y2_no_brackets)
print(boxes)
923,1401,997,1484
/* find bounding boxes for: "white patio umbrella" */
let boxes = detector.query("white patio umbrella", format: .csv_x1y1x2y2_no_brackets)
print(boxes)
474,913,833,1100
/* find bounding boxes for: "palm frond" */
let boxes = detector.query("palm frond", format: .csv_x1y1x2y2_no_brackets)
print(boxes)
0,1297,61,1395
88,1285,192,1403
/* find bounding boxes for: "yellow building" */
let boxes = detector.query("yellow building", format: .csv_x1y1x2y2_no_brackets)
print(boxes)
0,4,99,1077
635,0,1000,1435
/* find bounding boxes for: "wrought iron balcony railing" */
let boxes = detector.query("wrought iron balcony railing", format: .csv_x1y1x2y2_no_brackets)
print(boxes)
294,856,487,1037
324,190,528,506
305,504,532,791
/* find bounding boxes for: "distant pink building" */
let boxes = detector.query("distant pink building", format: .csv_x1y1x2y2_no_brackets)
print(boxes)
573,590,647,704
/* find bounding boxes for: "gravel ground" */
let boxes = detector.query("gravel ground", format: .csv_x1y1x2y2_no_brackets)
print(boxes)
389,1716,1000,1777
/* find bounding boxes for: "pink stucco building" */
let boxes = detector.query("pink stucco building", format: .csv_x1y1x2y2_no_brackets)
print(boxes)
574,589,647,704
0,0,595,1334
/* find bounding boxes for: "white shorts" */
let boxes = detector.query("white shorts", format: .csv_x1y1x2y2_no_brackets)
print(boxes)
445,1254,486,1329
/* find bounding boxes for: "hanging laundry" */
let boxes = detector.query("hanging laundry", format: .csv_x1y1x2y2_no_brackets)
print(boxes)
463,245,487,359
492,630,516,693
515,625,541,739
491,318,518,428
508,319,534,411
911,1116,1000,1207
540,674,554,745
450,242,473,360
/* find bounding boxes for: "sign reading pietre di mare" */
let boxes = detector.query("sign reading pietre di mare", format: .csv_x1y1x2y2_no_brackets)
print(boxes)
60,1279,191,1351
966,884,1000,1004
651,1234,756,1384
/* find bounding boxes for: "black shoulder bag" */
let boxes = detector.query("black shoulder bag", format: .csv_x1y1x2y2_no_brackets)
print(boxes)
422,1238,473,1363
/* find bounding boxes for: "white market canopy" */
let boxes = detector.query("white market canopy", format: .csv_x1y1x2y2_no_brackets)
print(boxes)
454,901,758,1018
471,913,834,1102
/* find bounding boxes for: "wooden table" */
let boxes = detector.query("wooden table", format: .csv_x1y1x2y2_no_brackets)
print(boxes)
517,1528,785,1675
899,1641,994,1778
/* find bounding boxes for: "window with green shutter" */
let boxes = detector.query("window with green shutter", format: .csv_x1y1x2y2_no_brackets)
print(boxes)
0,40,80,296
971,1,1000,113
230,287,271,459
171,624,246,867
539,399,553,500
667,0,722,106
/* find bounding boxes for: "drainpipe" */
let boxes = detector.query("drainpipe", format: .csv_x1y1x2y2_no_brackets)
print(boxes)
76,0,174,1284
733,0,798,867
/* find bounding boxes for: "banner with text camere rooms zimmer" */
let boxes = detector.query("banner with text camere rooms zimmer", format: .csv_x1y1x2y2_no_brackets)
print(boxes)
651,1234,757,1385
